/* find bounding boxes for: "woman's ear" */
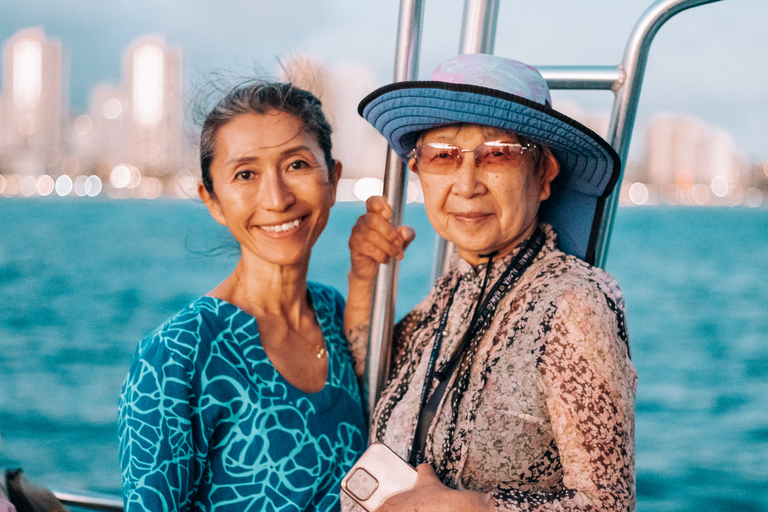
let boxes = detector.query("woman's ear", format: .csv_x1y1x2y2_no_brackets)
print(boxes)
198,183,227,227
407,157,419,175
538,152,560,201
329,160,343,206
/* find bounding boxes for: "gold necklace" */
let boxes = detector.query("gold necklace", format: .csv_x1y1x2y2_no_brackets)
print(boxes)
235,272,327,360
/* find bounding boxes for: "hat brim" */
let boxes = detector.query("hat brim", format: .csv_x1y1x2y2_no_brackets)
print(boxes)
359,81,621,264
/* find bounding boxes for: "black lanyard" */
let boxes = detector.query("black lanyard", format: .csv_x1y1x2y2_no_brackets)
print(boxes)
408,227,545,466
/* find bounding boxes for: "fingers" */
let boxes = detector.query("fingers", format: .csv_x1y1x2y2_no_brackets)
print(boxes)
398,226,416,251
415,463,438,479
349,196,416,282
366,195,392,220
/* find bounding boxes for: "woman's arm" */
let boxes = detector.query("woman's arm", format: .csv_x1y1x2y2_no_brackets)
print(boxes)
118,339,201,512
489,284,635,511
345,196,415,377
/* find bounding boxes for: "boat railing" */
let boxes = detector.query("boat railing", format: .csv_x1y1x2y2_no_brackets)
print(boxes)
365,0,724,416
51,489,123,511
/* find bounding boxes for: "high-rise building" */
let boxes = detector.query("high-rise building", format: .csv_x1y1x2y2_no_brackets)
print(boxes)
644,114,742,188
1,27,63,173
123,35,183,175
88,83,129,167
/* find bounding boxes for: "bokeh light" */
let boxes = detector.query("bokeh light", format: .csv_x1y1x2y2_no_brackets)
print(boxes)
103,98,123,119
110,164,141,189
406,180,423,203
692,183,710,205
74,114,92,135
4,175,21,197
85,176,102,197
676,167,694,190
110,164,132,188
73,175,88,196
55,175,73,196
353,177,383,201
711,176,729,197
36,175,54,196
20,175,37,196
135,176,162,199
628,182,649,205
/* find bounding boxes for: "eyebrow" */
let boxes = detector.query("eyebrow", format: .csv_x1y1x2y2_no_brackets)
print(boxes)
225,145,317,166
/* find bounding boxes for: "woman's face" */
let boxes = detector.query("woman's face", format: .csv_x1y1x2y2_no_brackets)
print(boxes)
410,124,559,266
199,110,341,270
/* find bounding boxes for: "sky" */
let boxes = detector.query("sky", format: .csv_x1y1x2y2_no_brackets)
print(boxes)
1,0,767,165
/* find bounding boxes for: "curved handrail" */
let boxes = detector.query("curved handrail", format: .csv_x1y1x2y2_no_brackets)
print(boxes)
595,0,723,267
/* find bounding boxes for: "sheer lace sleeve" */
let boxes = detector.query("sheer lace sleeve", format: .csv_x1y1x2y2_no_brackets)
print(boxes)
491,285,636,511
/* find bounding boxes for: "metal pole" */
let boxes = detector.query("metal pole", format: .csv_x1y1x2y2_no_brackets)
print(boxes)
364,0,424,418
537,66,620,90
459,0,500,55
53,490,124,511
432,0,500,283
595,0,723,267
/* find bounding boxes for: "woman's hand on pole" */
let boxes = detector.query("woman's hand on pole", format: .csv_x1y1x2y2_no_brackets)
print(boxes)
345,196,415,377
349,195,415,282
377,464,495,512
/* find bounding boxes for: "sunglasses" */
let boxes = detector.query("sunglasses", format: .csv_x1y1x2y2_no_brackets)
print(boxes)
408,140,534,174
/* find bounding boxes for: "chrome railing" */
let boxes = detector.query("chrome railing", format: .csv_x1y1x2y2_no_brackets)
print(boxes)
52,489,123,511
366,0,724,416
363,0,425,420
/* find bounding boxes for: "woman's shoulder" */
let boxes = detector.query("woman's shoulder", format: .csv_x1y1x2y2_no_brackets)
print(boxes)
533,244,625,310
132,296,234,364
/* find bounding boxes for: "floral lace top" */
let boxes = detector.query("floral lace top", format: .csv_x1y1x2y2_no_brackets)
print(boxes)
351,223,637,511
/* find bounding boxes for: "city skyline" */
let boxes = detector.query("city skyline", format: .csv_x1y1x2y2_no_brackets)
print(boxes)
1,0,766,164
0,17,765,206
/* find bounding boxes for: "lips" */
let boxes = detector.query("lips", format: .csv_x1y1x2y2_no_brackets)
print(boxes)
258,216,305,233
452,211,492,223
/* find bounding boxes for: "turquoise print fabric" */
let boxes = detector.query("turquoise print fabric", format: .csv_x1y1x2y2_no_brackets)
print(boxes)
118,282,367,512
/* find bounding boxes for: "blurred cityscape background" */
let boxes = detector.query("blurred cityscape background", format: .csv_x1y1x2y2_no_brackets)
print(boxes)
0,26,766,207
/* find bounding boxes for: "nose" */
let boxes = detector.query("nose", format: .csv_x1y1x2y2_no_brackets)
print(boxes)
451,152,487,198
260,169,296,211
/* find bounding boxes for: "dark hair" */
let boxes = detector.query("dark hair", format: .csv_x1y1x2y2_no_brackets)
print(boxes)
199,80,335,196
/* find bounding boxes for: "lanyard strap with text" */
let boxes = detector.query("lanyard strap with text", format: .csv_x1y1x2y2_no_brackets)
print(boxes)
409,227,545,465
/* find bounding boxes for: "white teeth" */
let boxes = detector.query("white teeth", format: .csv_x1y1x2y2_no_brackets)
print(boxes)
260,218,302,233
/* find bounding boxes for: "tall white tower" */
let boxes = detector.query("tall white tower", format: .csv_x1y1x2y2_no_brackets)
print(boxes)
1,27,63,173
124,35,183,175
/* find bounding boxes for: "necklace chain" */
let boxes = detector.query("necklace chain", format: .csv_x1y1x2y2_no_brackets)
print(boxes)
235,271,326,359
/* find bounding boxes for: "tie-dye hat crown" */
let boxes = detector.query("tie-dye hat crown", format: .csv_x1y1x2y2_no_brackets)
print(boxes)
358,53,621,264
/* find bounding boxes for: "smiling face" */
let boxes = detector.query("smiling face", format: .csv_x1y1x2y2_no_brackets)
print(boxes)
410,124,559,266
199,110,341,270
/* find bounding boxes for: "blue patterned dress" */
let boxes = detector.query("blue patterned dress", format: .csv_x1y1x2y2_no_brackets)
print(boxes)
118,282,367,512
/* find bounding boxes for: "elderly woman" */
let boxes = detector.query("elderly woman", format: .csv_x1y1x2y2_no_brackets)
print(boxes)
345,54,637,511
118,81,367,511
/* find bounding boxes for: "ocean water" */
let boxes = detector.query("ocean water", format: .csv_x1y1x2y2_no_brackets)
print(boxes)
0,199,766,511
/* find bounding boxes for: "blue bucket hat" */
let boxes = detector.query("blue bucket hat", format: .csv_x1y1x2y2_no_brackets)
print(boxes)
358,54,621,264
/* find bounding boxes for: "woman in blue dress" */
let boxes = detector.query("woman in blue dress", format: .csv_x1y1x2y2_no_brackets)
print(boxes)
118,81,367,512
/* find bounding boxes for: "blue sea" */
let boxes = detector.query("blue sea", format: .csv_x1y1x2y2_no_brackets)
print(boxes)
1,199,766,511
